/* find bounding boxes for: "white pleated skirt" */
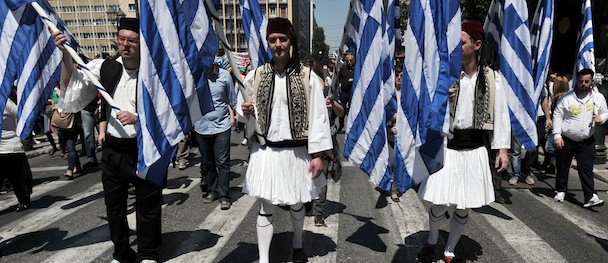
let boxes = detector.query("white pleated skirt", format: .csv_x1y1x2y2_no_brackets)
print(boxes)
243,142,327,205
417,146,495,209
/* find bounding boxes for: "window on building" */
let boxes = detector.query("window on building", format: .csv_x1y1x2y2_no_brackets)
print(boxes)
280,7,287,18
129,4,136,11
94,6,105,12
62,6,75,12
81,19,91,26
65,20,76,26
83,33,92,39
269,7,276,18
79,6,90,12
94,19,105,26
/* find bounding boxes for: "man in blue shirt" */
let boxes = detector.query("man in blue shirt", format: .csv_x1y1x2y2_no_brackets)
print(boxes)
194,63,237,210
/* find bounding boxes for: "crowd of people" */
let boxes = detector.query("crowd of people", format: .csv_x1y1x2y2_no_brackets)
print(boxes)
0,14,605,263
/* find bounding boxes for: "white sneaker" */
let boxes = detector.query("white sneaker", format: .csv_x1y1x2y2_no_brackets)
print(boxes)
110,260,120,263
508,177,518,186
141,260,158,263
554,192,565,202
524,175,535,185
240,138,248,145
583,194,604,208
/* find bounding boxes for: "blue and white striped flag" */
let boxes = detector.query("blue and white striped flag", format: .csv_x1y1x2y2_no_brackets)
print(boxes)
137,0,217,186
15,0,77,140
343,0,361,54
0,0,76,140
530,0,554,105
240,0,271,68
485,0,537,151
392,0,460,193
343,0,394,187
573,0,594,77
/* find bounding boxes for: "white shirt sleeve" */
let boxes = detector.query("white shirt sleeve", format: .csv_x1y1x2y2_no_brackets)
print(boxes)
490,72,511,149
58,59,104,113
307,71,333,154
596,92,608,125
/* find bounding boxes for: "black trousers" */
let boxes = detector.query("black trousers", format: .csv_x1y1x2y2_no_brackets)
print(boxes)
101,136,163,262
555,136,596,202
0,153,32,206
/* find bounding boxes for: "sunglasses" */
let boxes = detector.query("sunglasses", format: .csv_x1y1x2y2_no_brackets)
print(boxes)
268,36,289,43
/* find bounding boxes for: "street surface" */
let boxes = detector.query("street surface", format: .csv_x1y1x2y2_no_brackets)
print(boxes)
0,130,607,262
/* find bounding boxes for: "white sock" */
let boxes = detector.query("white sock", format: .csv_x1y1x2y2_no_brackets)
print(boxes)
290,203,305,249
445,208,469,255
428,205,448,245
256,199,275,263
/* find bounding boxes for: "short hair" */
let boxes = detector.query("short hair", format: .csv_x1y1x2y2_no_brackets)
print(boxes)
577,68,595,78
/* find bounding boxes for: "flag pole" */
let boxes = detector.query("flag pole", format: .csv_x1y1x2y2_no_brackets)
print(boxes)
31,2,120,112
205,0,266,145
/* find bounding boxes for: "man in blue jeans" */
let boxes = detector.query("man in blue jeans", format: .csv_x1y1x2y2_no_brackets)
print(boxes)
81,97,99,169
508,133,535,185
194,62,237,210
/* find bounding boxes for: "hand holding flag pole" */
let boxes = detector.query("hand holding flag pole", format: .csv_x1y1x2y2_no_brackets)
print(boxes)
31,2,120,112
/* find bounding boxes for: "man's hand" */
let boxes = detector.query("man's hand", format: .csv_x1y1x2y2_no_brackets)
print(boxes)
242,99,255,118
495,148,509,173
449,87,458,102
554,138,564,149
593,114,602,124
545,118,553,131
308,156,323,179
97,131,106,147
116,111,137,125
51,29,68,52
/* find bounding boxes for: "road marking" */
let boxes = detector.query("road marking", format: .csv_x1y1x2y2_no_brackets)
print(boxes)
0,180,71,210
42,178,201,263
166,182,256,263
31,166,69,172
524,189,608,240
0,182,104,240
479,201,567,263
306,179,341,263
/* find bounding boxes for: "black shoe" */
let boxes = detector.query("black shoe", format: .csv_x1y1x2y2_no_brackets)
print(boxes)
292,248,308,263
220,200,231,210
542,164,555,174
15,203,30,212
49,149,58,156
314,215,325,227
82,162,98,169
127,185,136,195
417,243,436,263
200,183,208,193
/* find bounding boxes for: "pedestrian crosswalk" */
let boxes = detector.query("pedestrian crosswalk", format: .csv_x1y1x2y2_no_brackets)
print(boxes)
1,150,608,262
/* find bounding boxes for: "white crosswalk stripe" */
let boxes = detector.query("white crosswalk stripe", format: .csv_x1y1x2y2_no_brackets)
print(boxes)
2,142,608,262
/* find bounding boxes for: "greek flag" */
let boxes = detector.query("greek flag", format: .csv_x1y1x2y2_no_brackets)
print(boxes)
240,0,271,68
0,0,76,139
573,0,594,75
15,0,76,140
343,0,394,187
392,0,461,193
137,0,217,186
530,0,554,103
485,0,537,151
343,0,361,54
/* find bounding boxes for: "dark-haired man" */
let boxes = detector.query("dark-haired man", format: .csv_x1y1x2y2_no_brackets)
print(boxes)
552,68,607,208
53,17,162,263
241,17,332,263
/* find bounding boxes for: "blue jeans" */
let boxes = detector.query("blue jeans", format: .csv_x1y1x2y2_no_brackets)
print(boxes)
61,128,82,172
80,110,98,163
509,133,531,179
195,129,231,202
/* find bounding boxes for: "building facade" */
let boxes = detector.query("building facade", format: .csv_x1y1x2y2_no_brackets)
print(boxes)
50,0,315,60
49,0,137,59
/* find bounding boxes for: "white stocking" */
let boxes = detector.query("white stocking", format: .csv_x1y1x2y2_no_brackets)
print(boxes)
445,208,469,256
256,199,275,263
290,203,305,249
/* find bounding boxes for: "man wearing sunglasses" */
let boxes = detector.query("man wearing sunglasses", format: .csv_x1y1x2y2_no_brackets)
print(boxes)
53,18,162,263
241,17,332,263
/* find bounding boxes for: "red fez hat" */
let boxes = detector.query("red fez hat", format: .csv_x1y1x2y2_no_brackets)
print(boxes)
118,17,139,34
267,18,294,43
462,21,484,42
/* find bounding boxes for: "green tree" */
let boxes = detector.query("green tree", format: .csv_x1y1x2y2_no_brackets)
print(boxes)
312,27,330,63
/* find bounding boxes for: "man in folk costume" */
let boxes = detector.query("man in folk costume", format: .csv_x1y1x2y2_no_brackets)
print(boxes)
416,21,510,263
53,18,163,263
241,18,332,263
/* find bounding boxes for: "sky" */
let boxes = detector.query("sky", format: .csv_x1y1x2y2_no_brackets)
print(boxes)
314,0,351,53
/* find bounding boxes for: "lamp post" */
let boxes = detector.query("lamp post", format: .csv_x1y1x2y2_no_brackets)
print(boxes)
106,6,125,28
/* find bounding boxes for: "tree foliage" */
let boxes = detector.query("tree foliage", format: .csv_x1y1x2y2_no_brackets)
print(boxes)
312,27,330,63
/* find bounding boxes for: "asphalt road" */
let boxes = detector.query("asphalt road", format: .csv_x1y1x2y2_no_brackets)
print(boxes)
0,129,607,262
